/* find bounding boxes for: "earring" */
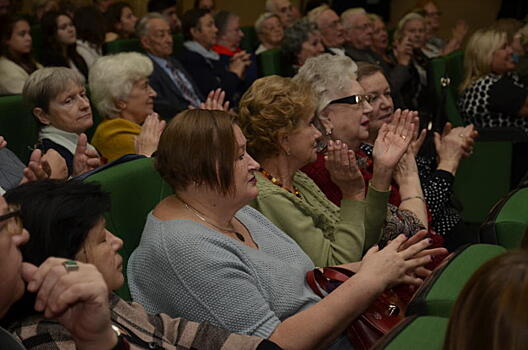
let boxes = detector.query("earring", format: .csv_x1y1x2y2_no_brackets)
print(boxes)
325,128,333,136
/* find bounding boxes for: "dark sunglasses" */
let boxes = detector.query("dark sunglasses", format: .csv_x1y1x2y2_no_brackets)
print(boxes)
328,95,372,106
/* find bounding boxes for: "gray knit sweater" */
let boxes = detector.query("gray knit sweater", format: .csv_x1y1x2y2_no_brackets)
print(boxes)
128,206,352,349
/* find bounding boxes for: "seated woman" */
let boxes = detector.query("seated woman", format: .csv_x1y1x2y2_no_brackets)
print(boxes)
40,11,89,81
127,109,444,350
0,14,42,95
239,72,411,266
89,52,166,163
459,27,528,134
444,250,528,349
73,5,106,68
3,179,278,350
254,12,284,55
23,67,100,176
281,18,324,75
104,2,138,42
354,61,477,249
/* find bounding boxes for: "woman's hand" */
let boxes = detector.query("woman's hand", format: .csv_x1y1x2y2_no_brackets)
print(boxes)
135,113,166,157
435,123,477,175
409,114,427,157
197,88,230,111
22,258,117,350
19,149,52,184
73,134,101,177
325,139,365,200
358,234,436,289
393,149,419,186
393,36,413,66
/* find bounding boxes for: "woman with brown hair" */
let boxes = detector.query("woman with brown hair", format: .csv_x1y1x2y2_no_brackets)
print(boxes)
444,250,528,350
128,108,445,350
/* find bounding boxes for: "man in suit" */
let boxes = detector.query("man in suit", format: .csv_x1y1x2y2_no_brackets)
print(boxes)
137,13,204,120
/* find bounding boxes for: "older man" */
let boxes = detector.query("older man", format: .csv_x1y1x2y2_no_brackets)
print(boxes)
341,8,379,62
137,13,204,119
308,5,345,56
265,0,299,27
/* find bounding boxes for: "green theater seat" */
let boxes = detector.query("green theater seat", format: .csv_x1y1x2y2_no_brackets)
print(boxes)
103,38,144,55
0,95,38,163
406,244,506,318
241,25,259,52
372,316,448,350
84,157,173,300
481,186,528,249
257,48,286,76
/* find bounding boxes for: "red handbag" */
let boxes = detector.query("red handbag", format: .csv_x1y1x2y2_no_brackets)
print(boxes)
306,267,410,350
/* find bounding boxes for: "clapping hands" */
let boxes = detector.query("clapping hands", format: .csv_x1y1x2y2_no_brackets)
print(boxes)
325,139,365,200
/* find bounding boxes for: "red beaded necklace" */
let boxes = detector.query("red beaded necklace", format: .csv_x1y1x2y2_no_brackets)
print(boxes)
259,168,302,199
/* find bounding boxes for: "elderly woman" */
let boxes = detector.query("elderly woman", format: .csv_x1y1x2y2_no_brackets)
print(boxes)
354,61,478,248
3,180,277,350
127,109,444,350
90,52,166,163
0,14,42,95
459,27,528,134
0,194,128,350
255,12,284,55
40,11,89,81
23,67,100,176
444,250,528,350
281,18,324,74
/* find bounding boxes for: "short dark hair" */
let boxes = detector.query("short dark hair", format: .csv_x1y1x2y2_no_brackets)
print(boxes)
147,0,177,13
105,1,132,33
181,8,209,41
156,109,238,195
74,5,106,47
356,61,387,81
3,179,111,324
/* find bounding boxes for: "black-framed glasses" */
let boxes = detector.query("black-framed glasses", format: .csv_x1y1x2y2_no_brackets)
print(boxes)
0,205,23,236
328,95,372,106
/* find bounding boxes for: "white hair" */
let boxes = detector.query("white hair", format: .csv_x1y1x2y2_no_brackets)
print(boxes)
341,7,367,29
255,12,280,34
293,53,358,114
88,52,153,118
307,4,330,27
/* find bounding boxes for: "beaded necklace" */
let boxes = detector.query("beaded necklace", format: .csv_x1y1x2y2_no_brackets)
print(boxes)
259,168,302,199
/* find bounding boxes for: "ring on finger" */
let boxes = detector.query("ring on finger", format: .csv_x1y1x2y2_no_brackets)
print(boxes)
63,260,79,273
401,135,407,140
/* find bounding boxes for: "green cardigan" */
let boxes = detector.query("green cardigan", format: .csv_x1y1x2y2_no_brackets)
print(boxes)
251,171,389,267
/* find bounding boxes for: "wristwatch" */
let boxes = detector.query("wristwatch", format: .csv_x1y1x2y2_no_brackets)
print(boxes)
111,325,130,350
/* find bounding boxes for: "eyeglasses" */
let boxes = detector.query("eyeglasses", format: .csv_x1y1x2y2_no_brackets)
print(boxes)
0,205,23,236
328,95,372,106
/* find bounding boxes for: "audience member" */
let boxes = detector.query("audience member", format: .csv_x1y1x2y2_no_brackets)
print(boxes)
416,0,467,58
282,18,324,73
32,0,59,23
459,27,528,134
0,15,42,95
254,12,284,55
127,108,443,350
23,67,100,176
341,8,376,62
369,13,390,63
265,0,299,27
40,11,89,81
308,5,345,56
239,74,418,265
4,179,277,350
356,62,477,248
94,0,115,13
0,0,11,15
179,9,248,105
137,13,204,119
214,11,256,87
444,250,528,350
73,6,105,68
194,0,215,13
89,52,166,162
147,0,181,33
0,194,123,350
105,1,138,42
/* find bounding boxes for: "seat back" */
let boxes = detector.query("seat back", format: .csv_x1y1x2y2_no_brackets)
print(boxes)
103,38,144,55
444,50,464,99
241,26,259,52
0,95,39,163
84,157,173,300
372,316,449,350
481,186,528,249
406,244,506,318
257,48,285,76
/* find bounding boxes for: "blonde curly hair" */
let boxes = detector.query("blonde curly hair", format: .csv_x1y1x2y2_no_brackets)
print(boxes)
237,75,316,162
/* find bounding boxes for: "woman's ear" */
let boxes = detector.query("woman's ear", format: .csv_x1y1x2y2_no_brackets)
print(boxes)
33,107,51,126
116,100,126,111
278,132,291,156
319,110,334,136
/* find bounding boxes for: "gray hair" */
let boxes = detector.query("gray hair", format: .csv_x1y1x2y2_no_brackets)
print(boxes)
282,18,318,63
88,52,153,118
394,12,425,41
265,0,276,13
341,7,367,29
293,53,358,114
307,4,330,27
255,12,280,34
136,12,169,38
23,67,84,115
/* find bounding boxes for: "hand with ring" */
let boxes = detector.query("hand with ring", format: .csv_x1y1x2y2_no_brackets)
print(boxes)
435,123,478,175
